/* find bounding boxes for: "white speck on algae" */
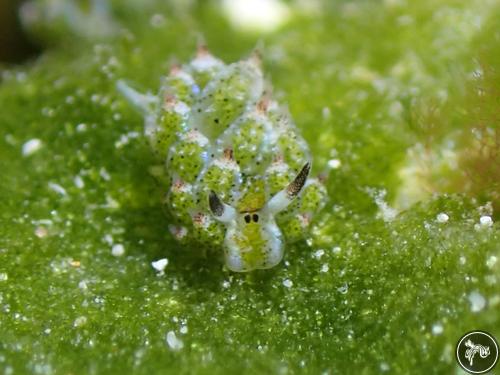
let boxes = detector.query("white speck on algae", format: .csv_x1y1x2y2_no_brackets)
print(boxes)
432,323,444,335
111,244,125,257
486,256,497,269
22,138,43,156
34,226,48,238
74,175,85,188
475,215,494,230
103,234,113,245
337,283,349,294
115,131,140,148
76,123,87,132
282,279,293,288
48,182,67,196
99,167,111,181
468,291,486,312
222,0,290,32
479,215,493,227
327,159,341,169
73,316,88,328
367,188,398,222
166,331,184,351
313,249,325,259
436,213,449,223
151,258,168,272
379,362,390,372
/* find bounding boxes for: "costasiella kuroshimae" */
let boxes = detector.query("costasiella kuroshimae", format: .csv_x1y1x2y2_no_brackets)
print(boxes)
117,46,327,272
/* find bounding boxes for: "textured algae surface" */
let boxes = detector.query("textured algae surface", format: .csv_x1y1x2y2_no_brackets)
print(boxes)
1,1,499,374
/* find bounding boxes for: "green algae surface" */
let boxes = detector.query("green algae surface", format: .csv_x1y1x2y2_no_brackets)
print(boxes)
1,1,499,374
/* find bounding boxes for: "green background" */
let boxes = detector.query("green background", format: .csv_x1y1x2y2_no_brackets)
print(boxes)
0,1,499,373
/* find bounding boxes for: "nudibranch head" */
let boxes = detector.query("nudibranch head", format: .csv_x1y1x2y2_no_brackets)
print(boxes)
209,163,311,271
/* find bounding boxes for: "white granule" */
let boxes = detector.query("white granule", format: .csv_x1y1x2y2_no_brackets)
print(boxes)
166,331,184,351
22,139,43,156
479,215,493,227
151,258,168,272
436,213,449,223
111,244,125,257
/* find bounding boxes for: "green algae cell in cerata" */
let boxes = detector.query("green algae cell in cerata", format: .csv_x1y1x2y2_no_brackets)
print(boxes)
118,46,327,272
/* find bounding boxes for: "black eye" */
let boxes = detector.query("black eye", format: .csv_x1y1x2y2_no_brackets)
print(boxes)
252,214,259,223
244,214,251,223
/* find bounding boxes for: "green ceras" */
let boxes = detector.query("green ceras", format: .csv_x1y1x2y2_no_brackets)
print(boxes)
118,46,327,272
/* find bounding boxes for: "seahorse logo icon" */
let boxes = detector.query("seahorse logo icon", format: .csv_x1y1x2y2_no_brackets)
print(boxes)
456,331,498,374
464,339,490,366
